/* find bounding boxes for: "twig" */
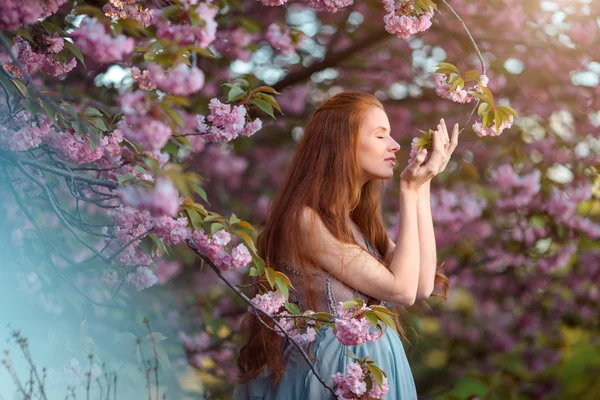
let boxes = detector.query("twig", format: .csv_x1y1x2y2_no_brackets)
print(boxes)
0,151,119,189
439,0,486,76
186,240,337,397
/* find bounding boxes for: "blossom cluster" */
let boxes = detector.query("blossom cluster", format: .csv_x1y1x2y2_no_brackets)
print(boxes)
0,110,52,152
192,229,253,271
331,362,390,400
309,0,353,13
0,0,67,30
472,115,514,137
146,63,205,96
155,3,218,48
70,18,135,63
248,290,286,315
333,302,381,346
118,177,181,217
103,0,157,27
434,73,489,104
2,36,77,78
382,0,433,39
265,24,305,56
274,311,318,345
197,98,262,142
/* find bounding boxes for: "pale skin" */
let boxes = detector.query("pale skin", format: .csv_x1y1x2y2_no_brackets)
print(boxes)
299,107,460,306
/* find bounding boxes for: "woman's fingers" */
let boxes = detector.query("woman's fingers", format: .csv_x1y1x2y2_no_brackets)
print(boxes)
440,118,450,144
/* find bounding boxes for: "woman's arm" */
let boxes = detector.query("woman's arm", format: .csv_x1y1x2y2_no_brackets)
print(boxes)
385,181,436,301
415,180,437,299
299,188,421,306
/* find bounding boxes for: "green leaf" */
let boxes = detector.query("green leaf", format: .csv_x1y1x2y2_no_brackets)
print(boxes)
481,86,494,105
364,311,379,327
84,107,103,116
436,62,460,74
11,79,27,97
463,70,480,81
366,364,384,387
255,93,282,112
342,299,358,311
254,257,265,274
90,117,108,131
115,174,138,184
373,310,397,334
230,213,241,224
64,40,86,68
275,277,289,299
482,111,492,128
236,230,257,254
255,86,281,95
284,302,301,315
478,102,490,116
275,271,294,289
434,68,460,76
251,98,275,119
248,267,260,276
227,86,246,102
498,105,519,118
470,92,489,102
265,267,277,288
185,208,203,230
494,109,502,132
210,222,224,234
344,350,358,360
139,235,155,255
41,101,57,124
449,77,464,92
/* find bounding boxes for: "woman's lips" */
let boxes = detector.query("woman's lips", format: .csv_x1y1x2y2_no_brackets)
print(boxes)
386,159,396,167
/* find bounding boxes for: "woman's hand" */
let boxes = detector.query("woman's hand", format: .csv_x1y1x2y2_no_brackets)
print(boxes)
399,118,460,192
424,118,460,174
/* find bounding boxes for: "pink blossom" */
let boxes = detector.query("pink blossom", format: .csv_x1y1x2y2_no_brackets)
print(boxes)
257,0,288,6
125,266,158,291
231,243,252,268
43,129,105,164
71,18,135,63
249,290,286,315
265,24,303,55
131,67,157,90
214,28,257,62
102,269,120,287
309,0,353,13
118,115,172,150
119,90,152,115
43,34,65,53
0,110,52,152
204,98,247,142
472,115,514,137
331,363,367,399
103,0,157,27
156,259,182,284
240,118,263,137
407,137,420,164
147,63,205,96
118,177,180,217
3,37,77,78
0,0,67,30
333,302,380,346
152,216,192,245
108,206,154,266
212,230,231,246
435,74,472,104
383,7,433,39
155,3,218,47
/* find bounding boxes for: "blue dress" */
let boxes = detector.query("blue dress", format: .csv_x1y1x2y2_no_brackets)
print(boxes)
233,237,418,399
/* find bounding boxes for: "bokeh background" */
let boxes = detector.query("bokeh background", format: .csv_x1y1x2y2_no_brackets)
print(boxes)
1,0,599,399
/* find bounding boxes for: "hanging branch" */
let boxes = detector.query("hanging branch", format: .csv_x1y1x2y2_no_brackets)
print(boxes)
186,240,338,398
439,0,486,133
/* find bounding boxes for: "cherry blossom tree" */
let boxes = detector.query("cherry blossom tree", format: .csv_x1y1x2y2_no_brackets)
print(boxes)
1,0,599,398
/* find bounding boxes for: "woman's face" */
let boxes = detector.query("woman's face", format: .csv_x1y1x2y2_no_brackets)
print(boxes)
357,107,401,182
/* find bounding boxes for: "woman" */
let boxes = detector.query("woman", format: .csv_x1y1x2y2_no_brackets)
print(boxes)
234,92,457,399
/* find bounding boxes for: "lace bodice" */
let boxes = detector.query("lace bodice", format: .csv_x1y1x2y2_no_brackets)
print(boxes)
281,234,383,317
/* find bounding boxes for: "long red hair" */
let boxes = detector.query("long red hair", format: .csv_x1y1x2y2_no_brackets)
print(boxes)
236,92,449,385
